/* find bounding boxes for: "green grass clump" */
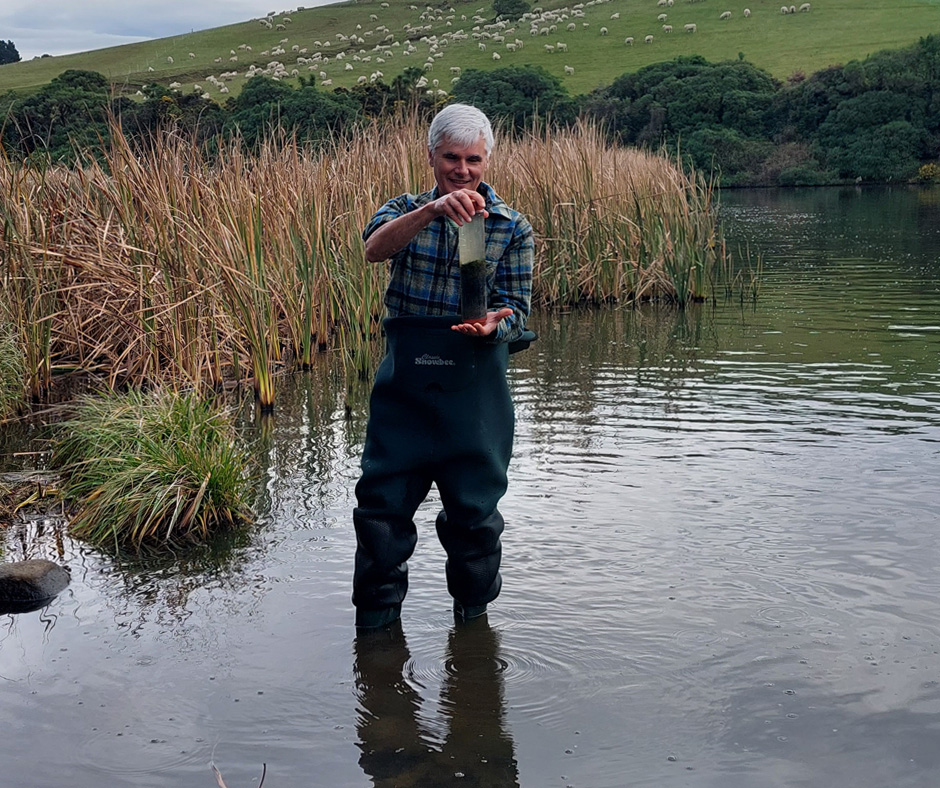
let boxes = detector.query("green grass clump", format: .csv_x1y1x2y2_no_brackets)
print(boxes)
54,389,254,549
0,320,25,419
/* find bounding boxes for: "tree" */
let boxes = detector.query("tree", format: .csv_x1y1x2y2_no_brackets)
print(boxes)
1,70,112,162
493,0,530,21
0,40,20,66
452,65,577,131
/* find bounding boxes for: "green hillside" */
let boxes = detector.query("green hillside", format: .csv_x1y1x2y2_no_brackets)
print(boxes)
0,0,938,99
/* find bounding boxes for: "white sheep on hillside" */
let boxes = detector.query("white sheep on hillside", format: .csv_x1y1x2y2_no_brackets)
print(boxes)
188,52,196,58
789,5,796,12
684,23,696,32
657,13,667,21
663,24,672,32
743,8,751,17
780,5,789,11
567,22,576,30
624,36,634,45
167,56,174,63
564,65,574,74
600,26,608,34
799,2,810,10
556,41,568,51
544,43,555,52
610,12,619,19
719,11,731,20
645,34,653,43
492,51,501,59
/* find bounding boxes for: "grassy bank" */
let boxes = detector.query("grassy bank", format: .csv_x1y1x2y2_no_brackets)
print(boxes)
0,0,936,99
0,116,723,407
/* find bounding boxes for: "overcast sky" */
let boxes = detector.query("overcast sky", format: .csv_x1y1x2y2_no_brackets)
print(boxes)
2,0,335,61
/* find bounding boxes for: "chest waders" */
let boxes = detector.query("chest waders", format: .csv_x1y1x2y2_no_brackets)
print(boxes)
353,315,514,628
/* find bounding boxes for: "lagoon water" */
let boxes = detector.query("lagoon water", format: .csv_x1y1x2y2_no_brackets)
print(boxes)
2,186,940,787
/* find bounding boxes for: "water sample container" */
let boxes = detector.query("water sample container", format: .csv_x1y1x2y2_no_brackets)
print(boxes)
457,213,487,324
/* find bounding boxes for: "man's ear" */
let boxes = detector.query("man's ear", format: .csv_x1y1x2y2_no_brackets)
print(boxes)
427,147,434,166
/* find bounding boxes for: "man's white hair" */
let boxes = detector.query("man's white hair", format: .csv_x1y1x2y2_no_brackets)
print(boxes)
428,103,494,155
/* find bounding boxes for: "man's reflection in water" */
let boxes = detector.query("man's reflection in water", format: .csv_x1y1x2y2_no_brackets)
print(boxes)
354,616,519,788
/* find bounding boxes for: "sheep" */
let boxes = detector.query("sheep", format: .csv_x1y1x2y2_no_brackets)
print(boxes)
799,2,810,10
170,81,181,88
719,11,732,20
214,56,222,62
684,22,696,32
556,41,568,51
657,13,667,22
743,8,751,17
610,12,619,19
492,51,501,59
781,5,789,11
167,56,174,63
322,78,332,85
188,52,195,58
544,43,555,52
564,64,574,75
567,22,576,31
663,24,672,32
657,0,667,5
644,34,653,43
479,42,486,50
789,5,796,12
600,26,608,35
624,36,634,45
147,65,154,71
667,0,673,5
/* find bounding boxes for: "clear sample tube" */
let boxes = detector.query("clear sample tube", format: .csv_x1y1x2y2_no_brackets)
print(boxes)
457,213,487,323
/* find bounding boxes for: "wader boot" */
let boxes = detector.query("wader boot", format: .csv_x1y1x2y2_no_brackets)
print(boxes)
353,315,514,628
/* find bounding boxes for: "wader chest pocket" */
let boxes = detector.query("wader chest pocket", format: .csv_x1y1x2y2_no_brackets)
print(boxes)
393,328,479,392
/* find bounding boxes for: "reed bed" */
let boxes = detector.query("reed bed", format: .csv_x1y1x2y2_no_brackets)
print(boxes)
53,389,254,549
0,115,725,406
0,319,24,420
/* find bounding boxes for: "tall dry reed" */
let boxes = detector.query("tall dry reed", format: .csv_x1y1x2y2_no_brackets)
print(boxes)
0,116,725,405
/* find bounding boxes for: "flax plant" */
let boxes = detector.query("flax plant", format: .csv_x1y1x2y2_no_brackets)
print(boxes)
54,388,253,549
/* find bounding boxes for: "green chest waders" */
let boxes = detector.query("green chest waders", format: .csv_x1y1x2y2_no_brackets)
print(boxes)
353,315,514,627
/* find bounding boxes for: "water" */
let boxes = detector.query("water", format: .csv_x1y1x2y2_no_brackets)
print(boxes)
2,185,940,787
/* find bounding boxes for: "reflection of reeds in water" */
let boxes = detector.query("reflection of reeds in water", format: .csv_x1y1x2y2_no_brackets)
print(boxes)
54,389,253,548
0,115,726,407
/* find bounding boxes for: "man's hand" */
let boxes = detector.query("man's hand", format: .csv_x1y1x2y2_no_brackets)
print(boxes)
431,188,489,225
450,308,513,337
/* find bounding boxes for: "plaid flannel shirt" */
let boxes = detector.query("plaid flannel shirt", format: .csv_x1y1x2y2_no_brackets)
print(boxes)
362,181,534,344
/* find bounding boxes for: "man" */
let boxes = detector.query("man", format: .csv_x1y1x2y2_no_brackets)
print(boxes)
353,103,534,629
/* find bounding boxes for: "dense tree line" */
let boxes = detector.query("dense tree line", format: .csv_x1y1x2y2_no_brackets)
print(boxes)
2,35,939,185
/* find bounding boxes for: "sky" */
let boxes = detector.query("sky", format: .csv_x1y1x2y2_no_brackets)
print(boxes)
1,0,335,61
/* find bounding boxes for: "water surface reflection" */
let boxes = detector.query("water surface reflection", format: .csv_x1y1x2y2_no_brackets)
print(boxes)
355,617,518,787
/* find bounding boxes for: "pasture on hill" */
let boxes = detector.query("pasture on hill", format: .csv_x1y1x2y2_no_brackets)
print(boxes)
0,0,937,100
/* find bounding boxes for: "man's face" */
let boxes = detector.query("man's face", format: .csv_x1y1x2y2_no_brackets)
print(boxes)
428,135,489,195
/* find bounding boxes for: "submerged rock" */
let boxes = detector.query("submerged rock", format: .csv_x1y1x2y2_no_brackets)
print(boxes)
0,559,71,614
